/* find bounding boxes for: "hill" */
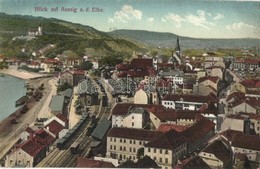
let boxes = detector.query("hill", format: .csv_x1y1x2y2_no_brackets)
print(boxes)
109,29,260,50
0,13,142,64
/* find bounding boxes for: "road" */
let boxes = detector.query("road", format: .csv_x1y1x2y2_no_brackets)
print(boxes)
0,77,56,161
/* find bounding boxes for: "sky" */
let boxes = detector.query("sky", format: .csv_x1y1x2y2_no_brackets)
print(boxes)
0,0,260,39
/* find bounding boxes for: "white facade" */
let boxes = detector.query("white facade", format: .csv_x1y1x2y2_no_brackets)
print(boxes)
5,149,34,167
112,115,124,128
106,136,147,162
122,112,144,129
134,89,148,104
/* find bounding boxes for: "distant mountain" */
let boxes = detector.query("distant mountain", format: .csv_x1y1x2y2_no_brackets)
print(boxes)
0,13,141,61
109,29,260,49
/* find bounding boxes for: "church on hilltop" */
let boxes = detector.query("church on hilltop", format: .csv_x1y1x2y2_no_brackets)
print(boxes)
28,24,42,37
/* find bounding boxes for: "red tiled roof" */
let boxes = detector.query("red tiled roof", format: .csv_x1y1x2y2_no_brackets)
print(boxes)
44,58,60,64
226,92,245,102
244,59,260,64
198,76,219,84
107,127,163,142
112,103,165,116
72,70,85,75
145,130,186,149
56,113,68,124
151,109,177,121
158,124,189,133
34,129,55,146
21,139,46,157
231,97,260,109
162,93,218,103
130,58,153,68
231,132,260,151
76,157,115,168
182,117,215,143
117,70,150,78
45,120,64,137
202,138,232,166
240,79,260,88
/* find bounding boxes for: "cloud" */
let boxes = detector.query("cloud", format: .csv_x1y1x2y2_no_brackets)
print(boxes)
226,22,256,30
161,10,224,29
213,13,224,20
185,10,214,29
161,13,183,28
147,17,154,24
108,5,142,23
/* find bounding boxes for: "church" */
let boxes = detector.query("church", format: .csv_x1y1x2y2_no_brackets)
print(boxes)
28,24,42,37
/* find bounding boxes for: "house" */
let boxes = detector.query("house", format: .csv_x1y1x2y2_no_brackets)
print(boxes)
44,120,65,139
111,103,152,128
162,93,218,110
40,58,61,73
134,87,159,105
198,136,234,168
60,70,86,86
76,157,115,168
205,66,223,80
230,97,260,114
144,130,187,169
49,95,65,114
220,130,260,162
5,140,46,167
182,117,215,153
159,70,184,85
203,55,224,69
197,76,220,91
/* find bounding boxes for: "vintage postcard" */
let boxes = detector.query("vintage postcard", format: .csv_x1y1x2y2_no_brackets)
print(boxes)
0,0,259,168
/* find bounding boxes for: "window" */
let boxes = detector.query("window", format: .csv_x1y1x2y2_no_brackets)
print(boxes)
132,122,134,127
130,140,132,144
165,158,168,164
139,141,142,145
159,158,162,163
165,150,168,154
120,139,122,143
114,145,116,150
110,137,112,142
123,147,126,151
130,147,132,152
148,148,151,152
133,148,136,152
114,138,116,142
110,145,112,149
160,149,162,154
120,146,122,151
154,149,156,153
132,116,134,119
133,140,136,144
124,139,126,143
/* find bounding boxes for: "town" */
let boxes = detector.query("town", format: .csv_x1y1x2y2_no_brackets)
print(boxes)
0,18,260,169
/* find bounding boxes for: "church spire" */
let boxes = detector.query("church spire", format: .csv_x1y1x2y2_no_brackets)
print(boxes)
175,36,180,52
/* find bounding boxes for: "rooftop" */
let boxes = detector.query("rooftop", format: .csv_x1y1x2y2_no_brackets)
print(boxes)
45,120,64,137
76,157,115,168
49,95,65,113
162,93,218,103
21,139,46,157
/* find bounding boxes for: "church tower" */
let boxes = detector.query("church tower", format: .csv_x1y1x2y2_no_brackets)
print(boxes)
38,23,42,36
175,36,181,55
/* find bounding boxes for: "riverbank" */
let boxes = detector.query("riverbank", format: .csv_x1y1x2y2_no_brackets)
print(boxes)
0,65,46,80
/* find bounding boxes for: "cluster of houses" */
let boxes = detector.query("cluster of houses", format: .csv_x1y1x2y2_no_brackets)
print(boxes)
96,39,260,168
5,114,68,167
2,36,260,168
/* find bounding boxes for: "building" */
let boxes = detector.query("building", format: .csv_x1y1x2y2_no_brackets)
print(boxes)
144,130,187,169
49,95,65,114
76,157,115,168
5,140,46,167
60,70,86,86
162,93,218,110
106,127,163,162
199,136,234,168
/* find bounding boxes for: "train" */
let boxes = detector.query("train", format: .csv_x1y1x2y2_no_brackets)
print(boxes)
56,113,89,150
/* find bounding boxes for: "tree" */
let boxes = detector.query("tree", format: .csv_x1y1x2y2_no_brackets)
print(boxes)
80,61,93,70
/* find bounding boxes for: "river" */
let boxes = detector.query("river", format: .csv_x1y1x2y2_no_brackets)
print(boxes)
0,74,26,121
